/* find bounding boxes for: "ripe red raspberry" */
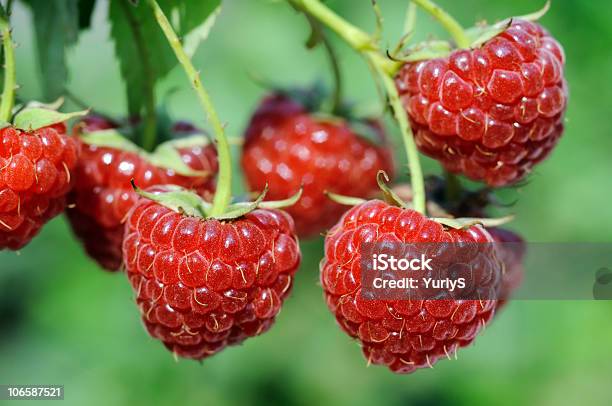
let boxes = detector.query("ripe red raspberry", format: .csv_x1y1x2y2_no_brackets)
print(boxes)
241,94,395,237
122,189,301,360
321,200,502,373
0,124,79,250
67,118,218,271
395,19,567,186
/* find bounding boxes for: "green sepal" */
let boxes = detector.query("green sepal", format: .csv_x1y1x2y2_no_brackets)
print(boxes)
13,107,89,131
133,182,304,221
466,1,551,49
214,186,269,221
377,170,410,208
79,129,142,153
0,121,11,130
21,98,66,111
258,187,303,210
149,136,211,177
79,130,211,178
132,181,211,218
325,191,367,206
431,215,514,230
397,40,452,62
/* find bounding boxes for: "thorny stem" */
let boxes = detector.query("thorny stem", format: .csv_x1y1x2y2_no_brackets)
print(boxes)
148,0,231,217
410,0,470,48
0,4,15,123
289,0,426,214
120,0,157,151
377,69,425,213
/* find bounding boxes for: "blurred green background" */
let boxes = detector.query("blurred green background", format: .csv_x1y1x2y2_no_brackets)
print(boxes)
1,0,612,405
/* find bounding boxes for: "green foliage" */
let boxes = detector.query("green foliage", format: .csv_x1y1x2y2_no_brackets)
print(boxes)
20,0,80,101
108,0,221,117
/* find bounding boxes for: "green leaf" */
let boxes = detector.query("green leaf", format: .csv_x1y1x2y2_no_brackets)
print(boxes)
13,107,88,131
22,0,80,100
108,0,222,117
183,5,222,58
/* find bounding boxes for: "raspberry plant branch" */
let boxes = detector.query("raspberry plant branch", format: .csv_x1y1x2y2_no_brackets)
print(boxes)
410,0,470,48
119,0,157,152
306,16,343,114
0,4,15,122
288,0,426,214
147,0,231,217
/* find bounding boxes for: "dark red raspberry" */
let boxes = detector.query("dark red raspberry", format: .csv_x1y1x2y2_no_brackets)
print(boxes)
321,200,502,373
242,94,395,237
488,227,525,308
395,19,567,186
0,124,79,250
67,118,218,271
122,190,301,360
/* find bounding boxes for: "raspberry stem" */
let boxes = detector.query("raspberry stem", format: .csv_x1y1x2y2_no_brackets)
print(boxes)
410,0,470,48
118,0,157,152
310,18,342,114
147,0,231,217
288,0,426,214
0,5,15,123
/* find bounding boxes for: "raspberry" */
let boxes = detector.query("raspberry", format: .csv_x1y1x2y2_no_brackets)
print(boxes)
242,94,395,237
321,200,502,373
0,125,79,250
395,19,567,186
122,189,301,360
488,227,525,308
67,118,218,271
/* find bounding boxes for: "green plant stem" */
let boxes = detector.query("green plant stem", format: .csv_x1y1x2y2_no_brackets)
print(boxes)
119,0,157,151
320,26,342,114
148,0,231,217
0,5,15,123
444,170,461,203
377,69,425,214
411,0,470,48
290,0,426,214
